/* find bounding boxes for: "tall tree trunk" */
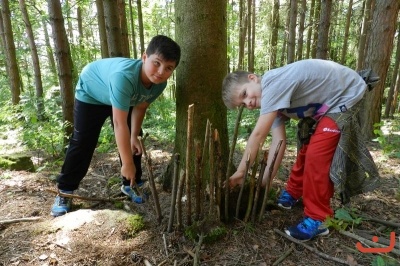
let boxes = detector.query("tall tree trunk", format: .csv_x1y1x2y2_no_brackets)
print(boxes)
270,0,280,69
384,21,400,118
316,0,332,59
356,0,372,71
103,0,122,57
118,0,130,58
19,0,44,119
41,16,58,85
95,0,108,58
174,0,229,213
128,0,138,59
47,0,75,140
247,0,255,72
361,0,399,139
0,10,10,79
137,0,144,55
296,0,306,61
340,0,353,64
237,0,246,70
305,0,315,59
280,3,290,66
311,0,320,58
287,0,297,64
1,0,21,105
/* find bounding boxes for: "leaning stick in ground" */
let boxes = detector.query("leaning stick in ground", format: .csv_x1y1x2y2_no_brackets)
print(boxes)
251,148,269,223
139,137,162,223
186,104,194,226
194,140,202,221
258,140,283,222
168,153,180,233
176,169,185,230
214,129,223,220
274,229,359,266
225,105,244,221
244,145,261,223
208,123,215,216
0,217,42,225
235,152,250,219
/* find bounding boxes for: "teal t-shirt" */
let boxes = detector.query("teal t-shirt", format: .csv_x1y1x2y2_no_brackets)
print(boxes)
75,57,166,111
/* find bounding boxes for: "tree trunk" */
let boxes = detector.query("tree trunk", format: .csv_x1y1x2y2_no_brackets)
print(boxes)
279,4,290,66
305,0,315,59
296,0,306,61
384,21,400,118
19,0,44,119
41,16,58,85
361,0,400,139
47,0,75,139
287,0,297,64
340,0,353,64
95,0,109,58
270,0,280,69
0,10,10,79
237,0,246,70
311,0,320,58
118,0,130,58
356,0,372,71
316,0,332,59
128,0,138,59
173,0,229,196
103,0,122,57
137,0,145,55
1,0,21,104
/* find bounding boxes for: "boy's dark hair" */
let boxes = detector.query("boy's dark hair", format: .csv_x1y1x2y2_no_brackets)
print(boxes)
146,35,181,67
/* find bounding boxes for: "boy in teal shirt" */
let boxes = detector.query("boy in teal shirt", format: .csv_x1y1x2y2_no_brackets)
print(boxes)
51,35,181,217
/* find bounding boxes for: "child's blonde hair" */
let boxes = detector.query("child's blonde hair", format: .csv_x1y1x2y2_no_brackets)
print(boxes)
222,70,252,109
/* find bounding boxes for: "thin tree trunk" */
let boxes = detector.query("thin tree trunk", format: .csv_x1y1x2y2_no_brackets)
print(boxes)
305,0,315,59
356,0,372,71
340,0,353,64
118,0,130,58
311,0,320,58
19,0,44,119
287,0,297,64
1,0,21,104
128,0,137,59
137,0,144,55
270,0,280,69
103,0,122,57
296,0,306,61
95,0,108,58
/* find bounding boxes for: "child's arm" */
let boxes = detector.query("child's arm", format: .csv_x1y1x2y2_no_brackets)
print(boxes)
112,107,136,185
229,111,278,188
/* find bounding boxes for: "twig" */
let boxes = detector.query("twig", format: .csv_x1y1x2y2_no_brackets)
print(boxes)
194,233,205,266
274,229,358,265
194,140,202,221
359,215,400,228
272,243,294,266
176,169,185,230
0,217,42,225
52,241,72,252
162,233,169,256
339,230,400,256
208,123,215,216
251,143,265,223
139,137,162,224
258,140,283,222
244,145,261,223
144,259,153,266
213,129,222,221
168,153,180,233
186,104,194,226
225,105,244,221
235,153,250,219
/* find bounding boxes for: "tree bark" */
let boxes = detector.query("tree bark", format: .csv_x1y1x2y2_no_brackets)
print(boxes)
137,0,145,55
270,0,280,69
296,0,306,61
47,0,75,139
1,0,21,104
305,0,315,59
340,0,353,64
287,0,297,64
118,0,130,58
95,0,108,58
361,0,400,139
103,0,122,57
356,0,373,71
316,0,332,59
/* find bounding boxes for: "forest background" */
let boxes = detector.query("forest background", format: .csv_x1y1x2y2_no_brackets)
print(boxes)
0,0,400,266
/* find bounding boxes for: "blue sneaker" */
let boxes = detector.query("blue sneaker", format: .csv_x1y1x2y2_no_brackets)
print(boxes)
285,217,329,241
121,184,146,204
277,189,298,209
51,190,73,217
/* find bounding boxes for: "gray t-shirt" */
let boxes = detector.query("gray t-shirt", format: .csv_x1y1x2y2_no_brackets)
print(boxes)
260,59,367,128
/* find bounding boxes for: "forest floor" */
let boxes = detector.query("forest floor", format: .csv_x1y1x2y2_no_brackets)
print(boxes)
0,133,400,266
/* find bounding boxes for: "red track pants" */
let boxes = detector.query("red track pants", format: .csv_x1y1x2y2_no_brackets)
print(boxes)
286,116,340,221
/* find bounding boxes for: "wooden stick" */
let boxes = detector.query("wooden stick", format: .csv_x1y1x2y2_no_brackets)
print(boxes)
251,145,268,223
46,189,125,202
139,137,162,224
186,104,194,226
194,140,202,221
176,169,185,230
359,215,400,228
339,230,400,256
272,243,294,266
208,123,215,215
258,140,283,222
0,217,42,225
225,105,244,221
244,146,261,223
274,229,359,265
213,129,222,221
168,153,180,233
235,153,250,219
193,233,205,266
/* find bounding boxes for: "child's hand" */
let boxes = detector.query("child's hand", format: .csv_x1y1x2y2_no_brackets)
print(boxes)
121,163,136,186
227,171,245,189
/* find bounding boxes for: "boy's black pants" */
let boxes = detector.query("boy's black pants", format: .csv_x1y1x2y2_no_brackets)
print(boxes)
57,99,142,191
